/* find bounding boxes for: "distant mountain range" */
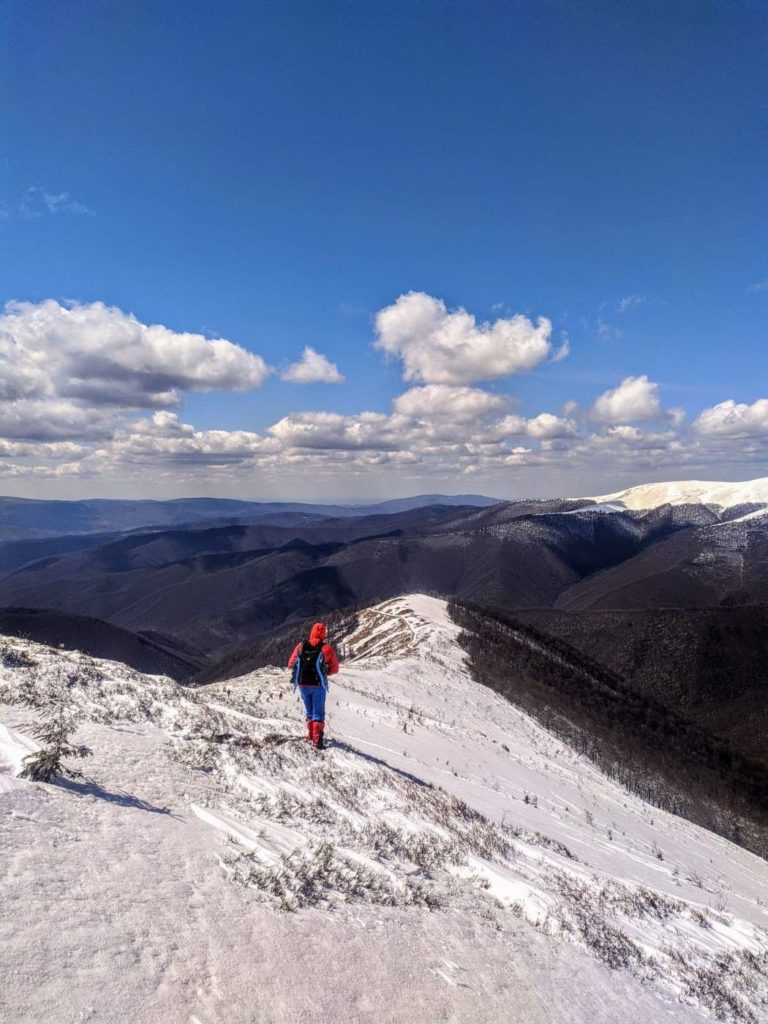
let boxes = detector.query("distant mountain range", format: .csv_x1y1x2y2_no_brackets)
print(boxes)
0,493,500,541
1,478,766,658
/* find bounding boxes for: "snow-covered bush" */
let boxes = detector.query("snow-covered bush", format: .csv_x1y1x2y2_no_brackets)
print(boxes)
19,700,92,783
224,837,443,912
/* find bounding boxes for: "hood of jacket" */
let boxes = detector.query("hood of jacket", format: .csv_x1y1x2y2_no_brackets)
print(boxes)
309,622,326,645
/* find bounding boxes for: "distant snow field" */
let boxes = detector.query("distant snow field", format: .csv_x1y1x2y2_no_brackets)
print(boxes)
588,477,768,511
1,595,766,1024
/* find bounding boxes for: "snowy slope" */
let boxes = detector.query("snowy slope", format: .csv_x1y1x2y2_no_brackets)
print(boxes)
1,597,767,1024
587,477,768,511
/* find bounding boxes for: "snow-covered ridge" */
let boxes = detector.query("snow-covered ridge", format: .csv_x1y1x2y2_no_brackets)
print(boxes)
586,477,768,511
1,596,767,1024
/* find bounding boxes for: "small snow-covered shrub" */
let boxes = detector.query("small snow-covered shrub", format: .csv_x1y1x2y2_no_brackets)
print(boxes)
663,944,767,1024
19,700,92,783
224,840,443,912
339,820,464,876
574,911,655,974
0,644,37,669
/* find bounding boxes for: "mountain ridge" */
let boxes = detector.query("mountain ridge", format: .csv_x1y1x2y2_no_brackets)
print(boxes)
588,477,768,510
1,594,766,1023
0,493,501,541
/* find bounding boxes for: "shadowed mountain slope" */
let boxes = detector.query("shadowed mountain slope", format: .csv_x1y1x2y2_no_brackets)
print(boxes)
0,607,205,680
448,599,768,858
557,511,768,610
509,604,768,766
2,500,761,655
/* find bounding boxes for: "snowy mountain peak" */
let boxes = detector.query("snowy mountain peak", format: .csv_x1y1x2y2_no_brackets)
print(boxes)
1,605,768,1023
587,476,768,510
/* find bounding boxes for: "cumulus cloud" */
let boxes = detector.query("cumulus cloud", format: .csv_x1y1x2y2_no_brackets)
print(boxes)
269,386,510,456
111,412,265,464
11,291,766,492
129,411,196,437
0,439,87,460
282,347,345,384
589,426,677,450
0,299,271,439
392,385,505,422
374,291,552,384
693,398,768,437
497,412,577,439
0,398,120,442
268,411,396,451
525,413,578,439
591,375,663,423
0,460,92,479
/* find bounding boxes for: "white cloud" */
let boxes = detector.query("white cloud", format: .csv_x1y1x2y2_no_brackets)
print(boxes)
111,413,265,464
392,385,504,423
504,447,534,465
20,186,95,218
129,411,196,437
0,399,120,442
0,439,87,460
591,375,663,423
282,347,345,384
0,460,92,479
749,279,768,294
526,413,578,439
617,295,646,313
269,386,508,456
693,398,768,437
268,411,396,451
374,291,552,384
589,426,677,450
0,299,271,439
8,391,768,494
8,293,767,494
497,412,577,440
551,338,570,363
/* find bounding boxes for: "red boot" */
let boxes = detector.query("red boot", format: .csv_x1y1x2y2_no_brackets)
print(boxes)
313,721,326,750
305,718,313,742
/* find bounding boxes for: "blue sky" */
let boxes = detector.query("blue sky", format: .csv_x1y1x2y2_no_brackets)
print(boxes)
1,0,766,500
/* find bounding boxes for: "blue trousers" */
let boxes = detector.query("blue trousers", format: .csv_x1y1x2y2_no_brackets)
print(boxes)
299,686,327,722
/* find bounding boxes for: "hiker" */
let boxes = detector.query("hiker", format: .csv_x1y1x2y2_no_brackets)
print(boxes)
288,622,339,750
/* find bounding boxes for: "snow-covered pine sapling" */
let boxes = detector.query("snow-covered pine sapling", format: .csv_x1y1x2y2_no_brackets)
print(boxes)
19,700,92,783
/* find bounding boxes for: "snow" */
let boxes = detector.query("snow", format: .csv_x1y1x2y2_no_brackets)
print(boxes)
587,477,768,510
1,598,767,1024
0,722,38,794
716,506,768,526
561,501,627,515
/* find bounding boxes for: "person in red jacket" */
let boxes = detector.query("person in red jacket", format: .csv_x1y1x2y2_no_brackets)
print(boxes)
288,622,339,750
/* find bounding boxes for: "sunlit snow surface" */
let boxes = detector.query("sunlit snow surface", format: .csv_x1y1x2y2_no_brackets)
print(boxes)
1,595,767,1024
587,477,768,510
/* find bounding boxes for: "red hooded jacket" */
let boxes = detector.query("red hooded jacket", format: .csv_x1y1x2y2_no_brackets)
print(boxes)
288,622,340,683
